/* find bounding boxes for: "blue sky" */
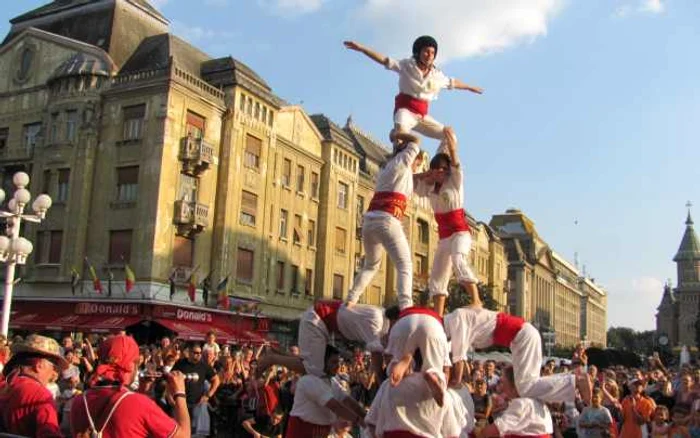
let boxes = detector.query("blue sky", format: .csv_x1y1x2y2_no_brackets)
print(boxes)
3,0,699,331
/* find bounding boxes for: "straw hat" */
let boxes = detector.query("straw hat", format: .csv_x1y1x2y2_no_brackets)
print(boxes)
11,334,69,370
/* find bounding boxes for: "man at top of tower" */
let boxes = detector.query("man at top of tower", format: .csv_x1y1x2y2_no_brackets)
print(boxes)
344,36,483,148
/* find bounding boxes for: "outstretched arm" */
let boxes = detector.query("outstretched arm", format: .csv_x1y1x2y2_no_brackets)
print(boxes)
452,78,483,94
343,41,389,67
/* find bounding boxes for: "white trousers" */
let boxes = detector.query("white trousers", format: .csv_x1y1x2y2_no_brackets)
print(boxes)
394,108,453,147
386,314,449,373
347,215,413,310
298,308,329,377
512,323,576,403
429,231,478,298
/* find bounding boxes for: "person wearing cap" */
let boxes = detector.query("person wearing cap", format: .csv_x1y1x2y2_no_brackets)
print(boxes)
619,378,656,438
344,36,482,153
70,334,192,437
0,334,65,437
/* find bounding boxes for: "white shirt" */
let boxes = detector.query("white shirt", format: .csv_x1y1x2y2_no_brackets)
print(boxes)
494,398,553,436
337,304,389,353
443,388,470,438
365,142,419,220
415,144,464,214
444,307,498,362
289,375,338,425
386,57,454,101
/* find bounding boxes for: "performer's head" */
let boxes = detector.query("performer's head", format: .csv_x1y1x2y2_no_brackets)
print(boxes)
413,35,438,67
498,365,519,400
429,152,451,185
324,344,342,376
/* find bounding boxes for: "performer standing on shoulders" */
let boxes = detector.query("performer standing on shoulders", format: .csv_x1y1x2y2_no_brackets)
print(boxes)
346,133,425,310
414,137,479,316
344,36,482,148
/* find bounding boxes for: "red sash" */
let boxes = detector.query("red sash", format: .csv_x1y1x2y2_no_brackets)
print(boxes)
398,306,443,326
285,416,331,438
385,430,428,438
313,300,342,334
435,209,471,239
368,192,408,220
394,93,429,117
492,313,525,347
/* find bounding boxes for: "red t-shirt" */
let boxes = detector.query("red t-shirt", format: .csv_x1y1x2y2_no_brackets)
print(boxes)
70,386,177,438
0,375,62,438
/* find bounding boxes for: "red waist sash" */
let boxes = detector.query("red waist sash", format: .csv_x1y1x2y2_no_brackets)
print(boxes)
285,416,331,438
385,430,429,438
492,313,525,347
398,306,443,326
368,192,408,220
394,93,429,117
313,300,342,334
435,209,471,239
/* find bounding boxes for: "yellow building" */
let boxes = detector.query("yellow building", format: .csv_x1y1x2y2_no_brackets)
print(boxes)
490,209,607,348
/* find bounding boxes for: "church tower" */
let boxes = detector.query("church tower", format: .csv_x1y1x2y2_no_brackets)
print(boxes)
671,205,700,346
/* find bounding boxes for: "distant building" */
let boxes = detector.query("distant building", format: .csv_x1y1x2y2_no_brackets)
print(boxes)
656,208,700,347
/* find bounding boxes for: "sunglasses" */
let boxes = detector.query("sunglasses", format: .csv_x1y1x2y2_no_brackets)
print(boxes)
193,351,202,355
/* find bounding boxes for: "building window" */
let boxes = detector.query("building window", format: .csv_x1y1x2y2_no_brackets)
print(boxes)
279,209,288,238
23,122,41,151
305,268,313,296
239,93,246,112
123,104,145,140
0,127,8,149
417,219,429,244
246,97,253,116
57,169,70,202
335,227,347,254
276,261,285,291
36,230,63,264
178,173,198,203
109,230,132,264
415,254,428,277
186,111,205,139
268,111,274,127
254,102,261,120
291,265,299,294
173,235,193,267
65,110,78,142
237,248,254,283
116,166,139,202
337,182,348,209
240,190,258,226
293,214,302,245
296,165,305,192
311,172,319,198
332,274,344,300
308,219,316,247
244,134,262,170
49,113,58,144
281,158,291,187
42,170,51,195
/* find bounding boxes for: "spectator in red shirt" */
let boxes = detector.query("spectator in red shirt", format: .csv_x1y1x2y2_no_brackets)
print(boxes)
70,334,191,438
0,334,67,438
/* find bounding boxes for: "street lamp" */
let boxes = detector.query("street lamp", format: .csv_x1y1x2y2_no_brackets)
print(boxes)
0,171,52,336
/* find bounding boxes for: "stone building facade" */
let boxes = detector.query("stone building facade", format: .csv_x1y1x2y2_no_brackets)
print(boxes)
656,209,700,347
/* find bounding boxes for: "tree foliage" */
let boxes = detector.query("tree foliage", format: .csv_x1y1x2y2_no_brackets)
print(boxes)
606,326,656,356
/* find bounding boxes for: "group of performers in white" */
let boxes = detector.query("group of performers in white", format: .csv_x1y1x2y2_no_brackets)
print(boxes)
257,36,593,438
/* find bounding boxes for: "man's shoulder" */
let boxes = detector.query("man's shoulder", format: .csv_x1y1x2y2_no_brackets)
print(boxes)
12,376,53,400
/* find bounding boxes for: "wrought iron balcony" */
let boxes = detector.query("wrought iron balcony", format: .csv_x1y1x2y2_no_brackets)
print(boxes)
173,200,209,236
179,136,215,176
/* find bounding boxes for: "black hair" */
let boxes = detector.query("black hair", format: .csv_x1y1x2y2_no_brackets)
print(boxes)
324,344,340,364
412,35,438,60
429,153,451,170
385,305,401,321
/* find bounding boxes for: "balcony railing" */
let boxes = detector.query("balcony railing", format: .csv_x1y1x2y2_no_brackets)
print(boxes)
179,136,215,176
173,200,209,236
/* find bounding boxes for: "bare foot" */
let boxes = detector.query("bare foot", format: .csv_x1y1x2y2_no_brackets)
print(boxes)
424,371,445,407
390,357,412,387
391,131,419,146
465,282,483,308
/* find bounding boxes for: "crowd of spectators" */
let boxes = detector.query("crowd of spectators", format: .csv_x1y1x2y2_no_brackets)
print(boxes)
2,330,700,438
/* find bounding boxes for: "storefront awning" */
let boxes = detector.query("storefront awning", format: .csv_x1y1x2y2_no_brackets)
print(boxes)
153,318,236,343
10,312,93,332
78,316,144,333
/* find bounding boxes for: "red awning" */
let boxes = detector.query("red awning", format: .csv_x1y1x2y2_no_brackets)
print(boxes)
236,330,269,346
154,319,235,343
10,312,93,332
78,316,144,333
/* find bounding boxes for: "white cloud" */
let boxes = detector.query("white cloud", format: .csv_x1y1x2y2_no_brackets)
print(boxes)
257,0,325,16
614,0,665,17
640,0,665,13
171,20,236,41
605,276,664,331
351,0,564,63
150,0,170,7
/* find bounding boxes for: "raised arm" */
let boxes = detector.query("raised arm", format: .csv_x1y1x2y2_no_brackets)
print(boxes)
343,41,389,67
452,78,484,95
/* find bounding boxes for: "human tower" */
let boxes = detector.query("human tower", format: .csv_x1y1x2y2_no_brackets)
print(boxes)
259,36,593,438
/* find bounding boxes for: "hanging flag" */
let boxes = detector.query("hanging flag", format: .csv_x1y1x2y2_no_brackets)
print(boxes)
187,271,197,303
124,264,136,293
107,269,114,297
168,270,176,300
200,273,211,306
87,261,102,293
70,267,80,296
217,276,229,309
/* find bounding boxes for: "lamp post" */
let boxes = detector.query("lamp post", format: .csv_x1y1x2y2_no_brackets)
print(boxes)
0,171,52,337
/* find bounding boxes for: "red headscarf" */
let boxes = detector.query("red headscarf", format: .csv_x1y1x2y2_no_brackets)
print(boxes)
91,335,140,385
